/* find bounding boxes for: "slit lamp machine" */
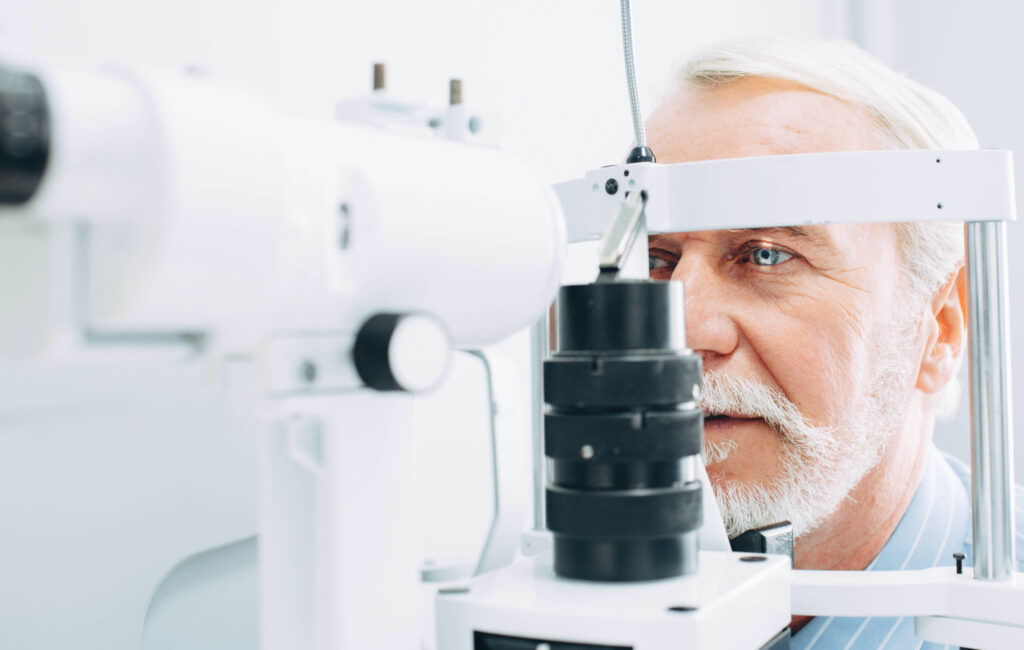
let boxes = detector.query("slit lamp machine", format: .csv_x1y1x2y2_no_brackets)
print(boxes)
0,2,1020,648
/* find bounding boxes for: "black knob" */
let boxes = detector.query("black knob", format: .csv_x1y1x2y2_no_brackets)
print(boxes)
352,313,452,392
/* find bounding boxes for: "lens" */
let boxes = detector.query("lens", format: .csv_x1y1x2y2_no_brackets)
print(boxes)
0,66,50,205
544,280,703,581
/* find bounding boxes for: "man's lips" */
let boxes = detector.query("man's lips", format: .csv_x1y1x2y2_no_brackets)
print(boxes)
703,411,758,421
702,412,768,433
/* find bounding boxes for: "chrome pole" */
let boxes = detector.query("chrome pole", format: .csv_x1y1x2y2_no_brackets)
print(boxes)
530,315,550,530
966,220,1017,580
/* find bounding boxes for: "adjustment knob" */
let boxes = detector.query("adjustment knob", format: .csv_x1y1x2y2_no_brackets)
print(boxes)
353,313,452,392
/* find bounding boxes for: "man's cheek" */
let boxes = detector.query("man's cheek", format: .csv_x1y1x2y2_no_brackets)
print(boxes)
744,317,865,423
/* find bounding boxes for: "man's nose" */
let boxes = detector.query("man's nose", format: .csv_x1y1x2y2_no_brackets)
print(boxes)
670,253,741,367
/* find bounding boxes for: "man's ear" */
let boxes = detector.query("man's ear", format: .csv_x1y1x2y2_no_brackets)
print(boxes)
916,265,966,394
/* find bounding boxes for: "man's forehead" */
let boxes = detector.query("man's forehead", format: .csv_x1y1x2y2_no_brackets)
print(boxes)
652,225,818,242
730,226,811,238
645,77,889,164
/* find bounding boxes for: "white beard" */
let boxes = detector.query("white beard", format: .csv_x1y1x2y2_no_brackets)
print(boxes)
700,313,918,539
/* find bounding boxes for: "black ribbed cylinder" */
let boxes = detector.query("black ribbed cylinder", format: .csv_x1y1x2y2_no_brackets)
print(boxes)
553,537,683,583
545,280,703,582
556,280,684,352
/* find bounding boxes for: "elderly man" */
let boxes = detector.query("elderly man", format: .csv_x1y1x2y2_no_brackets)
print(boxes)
643,38,1024,647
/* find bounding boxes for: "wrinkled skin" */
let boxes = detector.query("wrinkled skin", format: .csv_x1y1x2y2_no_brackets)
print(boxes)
644,78,966,591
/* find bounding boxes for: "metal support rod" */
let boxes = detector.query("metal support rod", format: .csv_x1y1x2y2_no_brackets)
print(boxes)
965,220,1017,581
449,79,462,106
597,190,646,281
530,315,550,530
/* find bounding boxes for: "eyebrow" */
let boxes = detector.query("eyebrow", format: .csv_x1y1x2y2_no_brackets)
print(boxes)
729,226,810,237
649,225,838,254
728,225,836,251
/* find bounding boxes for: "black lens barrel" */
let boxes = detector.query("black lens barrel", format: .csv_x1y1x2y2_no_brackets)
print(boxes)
0,66,49,205
544,280,704,582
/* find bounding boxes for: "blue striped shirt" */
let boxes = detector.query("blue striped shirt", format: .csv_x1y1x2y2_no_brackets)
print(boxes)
793,446,1024,649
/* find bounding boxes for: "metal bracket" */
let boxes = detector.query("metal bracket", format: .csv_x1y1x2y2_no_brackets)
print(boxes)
596,190,646,282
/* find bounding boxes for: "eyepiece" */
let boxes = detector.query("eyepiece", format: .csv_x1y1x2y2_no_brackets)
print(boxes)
0,66,50,205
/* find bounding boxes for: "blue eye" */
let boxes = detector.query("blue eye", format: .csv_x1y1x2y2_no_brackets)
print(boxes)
649,255,672,272
750,247,792,266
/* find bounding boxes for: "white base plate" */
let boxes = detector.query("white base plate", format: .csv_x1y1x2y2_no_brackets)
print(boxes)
436,550,791,649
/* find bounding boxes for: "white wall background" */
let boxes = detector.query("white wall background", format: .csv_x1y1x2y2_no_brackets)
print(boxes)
1,0,824,181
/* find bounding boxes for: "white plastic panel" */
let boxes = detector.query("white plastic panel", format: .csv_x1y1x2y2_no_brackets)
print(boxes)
556,150,1016,242
791,566,1024,621
436,551,791,650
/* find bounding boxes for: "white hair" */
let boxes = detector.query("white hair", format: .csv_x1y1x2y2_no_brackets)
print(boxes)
679,36,974,417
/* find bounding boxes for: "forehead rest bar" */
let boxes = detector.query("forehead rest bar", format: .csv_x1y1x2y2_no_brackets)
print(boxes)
556,149,1015,242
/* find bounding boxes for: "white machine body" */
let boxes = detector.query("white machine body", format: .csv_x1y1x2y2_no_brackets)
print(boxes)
5,66,566,354
556,149,1015,241
791,567,1024,649
437,551,790,649
0,63,566,650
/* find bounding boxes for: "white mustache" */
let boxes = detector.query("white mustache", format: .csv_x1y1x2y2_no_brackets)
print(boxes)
699,370,837,459
698,369,853,539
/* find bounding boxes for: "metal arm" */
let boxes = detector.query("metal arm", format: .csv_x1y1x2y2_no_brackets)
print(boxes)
597,190,646,282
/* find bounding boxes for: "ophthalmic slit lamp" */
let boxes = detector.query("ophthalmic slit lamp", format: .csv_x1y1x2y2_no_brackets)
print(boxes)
0,0,1020,648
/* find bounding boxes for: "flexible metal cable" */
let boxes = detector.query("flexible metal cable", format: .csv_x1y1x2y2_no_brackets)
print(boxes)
620,0,646,149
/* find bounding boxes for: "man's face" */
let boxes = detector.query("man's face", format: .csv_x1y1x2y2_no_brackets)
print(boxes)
646,78,923,537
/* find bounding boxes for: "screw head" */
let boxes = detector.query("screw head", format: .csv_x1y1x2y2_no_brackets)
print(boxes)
953,552,966,574
338,203,351,249
580,444,595,459
299,361,318,383
605,178,619,195
668,605,697,612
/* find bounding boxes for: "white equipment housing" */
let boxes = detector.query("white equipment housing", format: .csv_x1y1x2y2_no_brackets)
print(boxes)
437,551,790,649
0,64,566,649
